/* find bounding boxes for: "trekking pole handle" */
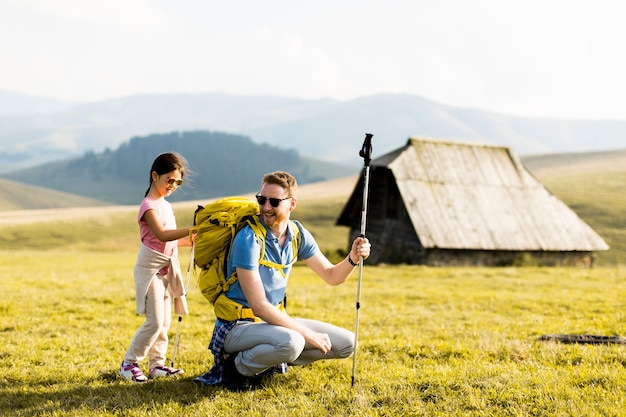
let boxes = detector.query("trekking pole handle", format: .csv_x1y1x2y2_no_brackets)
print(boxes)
359,133,373,236
359,133,373,167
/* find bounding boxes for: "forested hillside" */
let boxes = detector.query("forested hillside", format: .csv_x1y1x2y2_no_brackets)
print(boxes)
2,130,356,204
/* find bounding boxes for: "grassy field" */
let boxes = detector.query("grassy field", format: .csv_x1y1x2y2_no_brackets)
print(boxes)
1,157,625,416
531,168,626,267
1,249,625,416
1,195,626,416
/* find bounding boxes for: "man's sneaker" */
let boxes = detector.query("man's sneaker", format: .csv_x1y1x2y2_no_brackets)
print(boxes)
149,365,185,378
222,353,251,392
119,362,148,383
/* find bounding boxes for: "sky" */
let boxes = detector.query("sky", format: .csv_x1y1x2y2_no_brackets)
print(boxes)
1,0,625,121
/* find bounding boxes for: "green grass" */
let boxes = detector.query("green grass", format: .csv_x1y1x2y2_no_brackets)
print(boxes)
0,198,351,260
292,196,352,261
538,171,626,266
1,171,625,416
1,250,625,416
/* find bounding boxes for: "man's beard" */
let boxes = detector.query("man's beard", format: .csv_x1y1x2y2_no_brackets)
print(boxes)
262,209,287,228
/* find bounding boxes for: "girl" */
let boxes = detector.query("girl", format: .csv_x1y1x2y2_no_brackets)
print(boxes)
119,152,193,383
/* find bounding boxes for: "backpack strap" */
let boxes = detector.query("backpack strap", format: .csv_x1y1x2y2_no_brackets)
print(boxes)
243,218,301,278
216,219,302,322
257,220,301,278
227,218,302,282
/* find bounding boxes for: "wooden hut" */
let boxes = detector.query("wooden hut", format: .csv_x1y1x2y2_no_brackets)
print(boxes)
337,137,609,266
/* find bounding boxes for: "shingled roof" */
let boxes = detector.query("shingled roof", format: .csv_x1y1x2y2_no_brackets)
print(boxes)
339,137,609,254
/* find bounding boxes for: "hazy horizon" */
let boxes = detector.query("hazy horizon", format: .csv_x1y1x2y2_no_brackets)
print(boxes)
1,0,625,121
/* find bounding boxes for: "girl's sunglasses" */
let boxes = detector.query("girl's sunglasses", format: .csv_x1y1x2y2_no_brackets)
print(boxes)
256,195,292,207
166,177,183,186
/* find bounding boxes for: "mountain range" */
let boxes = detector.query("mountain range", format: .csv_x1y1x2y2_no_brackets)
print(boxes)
1,90,625,174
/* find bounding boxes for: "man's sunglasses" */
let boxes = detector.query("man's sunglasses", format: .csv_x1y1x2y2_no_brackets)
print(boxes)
256,195,292,207
166,177,183,186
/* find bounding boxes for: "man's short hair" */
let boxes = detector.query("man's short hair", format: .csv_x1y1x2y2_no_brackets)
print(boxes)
262,171,298,197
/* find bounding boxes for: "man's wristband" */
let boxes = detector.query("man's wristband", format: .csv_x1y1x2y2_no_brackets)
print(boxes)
347,255,358,266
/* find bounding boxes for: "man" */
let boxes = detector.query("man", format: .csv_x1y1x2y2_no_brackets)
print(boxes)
194,171,371,391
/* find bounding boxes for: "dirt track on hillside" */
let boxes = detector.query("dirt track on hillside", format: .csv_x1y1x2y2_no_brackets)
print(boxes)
0,175,358,226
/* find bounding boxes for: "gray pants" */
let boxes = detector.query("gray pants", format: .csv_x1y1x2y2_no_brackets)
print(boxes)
124,274,171,369
223,318,355,377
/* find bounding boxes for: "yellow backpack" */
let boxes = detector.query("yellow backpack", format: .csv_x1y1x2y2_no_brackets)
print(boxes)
193,196,301,308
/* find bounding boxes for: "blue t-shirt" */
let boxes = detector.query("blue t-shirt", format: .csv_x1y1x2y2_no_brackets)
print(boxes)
224,218,318,307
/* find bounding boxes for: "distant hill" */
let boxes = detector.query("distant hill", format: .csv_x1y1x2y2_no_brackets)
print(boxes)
1,143,622,209
1,148,623,265
1,90,625,173
519,148,626,267
1,130,357,205
0,178,106,210
0,89,79,117
521,148,626,176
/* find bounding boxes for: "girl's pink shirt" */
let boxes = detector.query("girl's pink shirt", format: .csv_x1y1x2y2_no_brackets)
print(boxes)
138,197,177,258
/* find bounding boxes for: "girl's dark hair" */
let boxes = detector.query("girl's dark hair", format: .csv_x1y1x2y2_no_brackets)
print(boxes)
145,152,189,197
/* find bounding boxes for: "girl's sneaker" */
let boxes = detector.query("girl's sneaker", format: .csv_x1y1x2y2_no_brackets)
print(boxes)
119,362,148,383
149,365,185,378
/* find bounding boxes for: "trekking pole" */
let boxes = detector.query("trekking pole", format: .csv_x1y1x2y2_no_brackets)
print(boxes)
171,238,195,368
171,206,202,367
351,133,373,386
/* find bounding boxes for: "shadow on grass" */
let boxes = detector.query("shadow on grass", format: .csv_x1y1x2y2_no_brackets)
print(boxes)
1,369,227,416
